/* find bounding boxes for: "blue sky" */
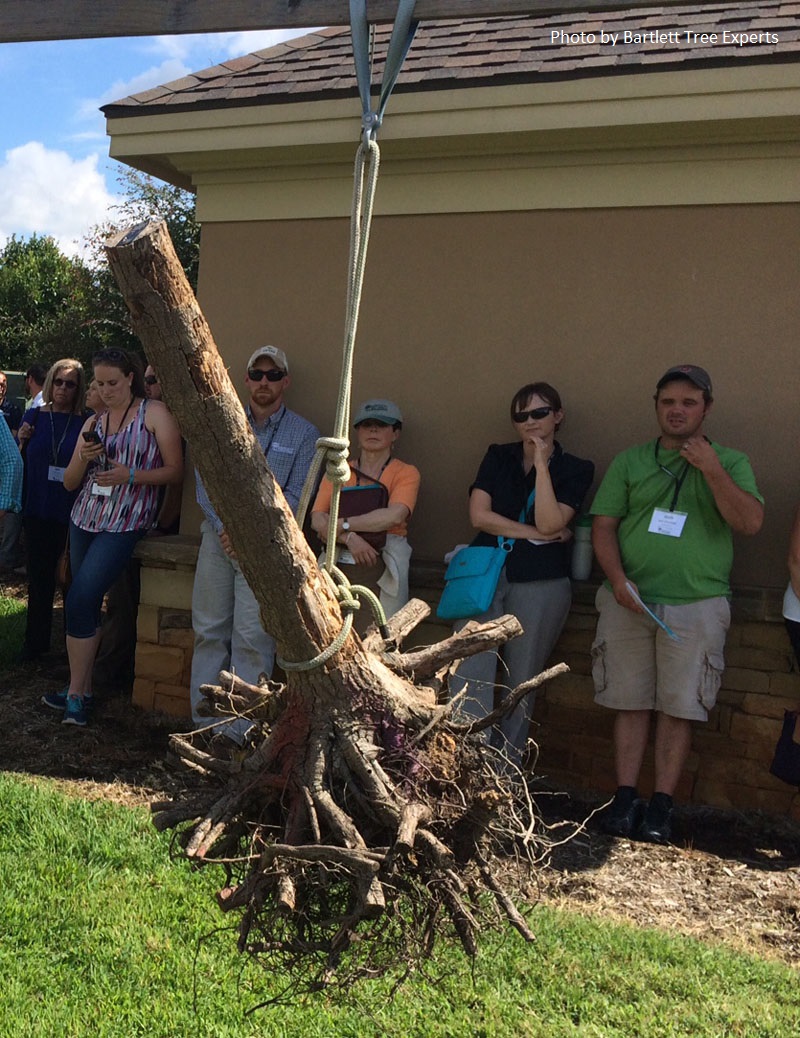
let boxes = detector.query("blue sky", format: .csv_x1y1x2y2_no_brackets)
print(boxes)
0,29,308,258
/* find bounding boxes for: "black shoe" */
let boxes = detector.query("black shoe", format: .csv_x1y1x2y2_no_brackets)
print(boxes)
601,792,646,838
636,799,673,845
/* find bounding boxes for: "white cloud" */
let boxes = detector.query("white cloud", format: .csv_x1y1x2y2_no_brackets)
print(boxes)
0,142,117,258
147,28,314,66
217,28,317,57
78,29,314,119
79,58,192,117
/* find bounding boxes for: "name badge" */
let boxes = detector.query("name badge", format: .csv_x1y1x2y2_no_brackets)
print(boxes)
91,482,112,497
269,443,294,454
648,508,687,538
48,465,66,483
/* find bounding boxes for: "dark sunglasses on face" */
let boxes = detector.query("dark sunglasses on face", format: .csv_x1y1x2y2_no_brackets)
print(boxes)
248,368,285,383
144,375,159,386
53,378,78,389
512,406,555,423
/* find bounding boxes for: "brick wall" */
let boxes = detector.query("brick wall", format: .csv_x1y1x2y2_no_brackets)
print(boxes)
132,542,800,818
529,586,800,821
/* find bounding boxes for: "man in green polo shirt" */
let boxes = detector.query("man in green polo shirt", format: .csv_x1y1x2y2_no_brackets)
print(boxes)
590,365,763,843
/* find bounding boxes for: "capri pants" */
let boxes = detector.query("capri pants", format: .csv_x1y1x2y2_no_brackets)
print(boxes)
65,522,145,639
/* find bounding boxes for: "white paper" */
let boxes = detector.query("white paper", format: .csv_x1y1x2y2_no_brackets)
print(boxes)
625,582,681,641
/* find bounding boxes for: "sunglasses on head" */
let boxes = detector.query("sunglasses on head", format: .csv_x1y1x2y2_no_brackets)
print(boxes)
144,375,158,386
512,406,554,423
248,368,285,383
53,378,78,389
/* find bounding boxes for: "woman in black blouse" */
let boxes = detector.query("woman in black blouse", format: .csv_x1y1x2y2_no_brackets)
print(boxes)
451,382,594,765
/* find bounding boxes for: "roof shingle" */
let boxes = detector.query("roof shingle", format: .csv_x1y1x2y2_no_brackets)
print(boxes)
102,3,800,117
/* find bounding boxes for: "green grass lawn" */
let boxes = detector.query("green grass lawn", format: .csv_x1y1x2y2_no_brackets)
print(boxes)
0,773,797,1038
0,592,25,667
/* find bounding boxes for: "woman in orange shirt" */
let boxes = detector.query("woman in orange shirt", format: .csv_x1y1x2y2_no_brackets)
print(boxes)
311,399,420,635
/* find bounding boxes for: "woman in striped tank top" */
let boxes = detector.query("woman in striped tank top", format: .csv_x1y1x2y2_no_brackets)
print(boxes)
54,349,183,727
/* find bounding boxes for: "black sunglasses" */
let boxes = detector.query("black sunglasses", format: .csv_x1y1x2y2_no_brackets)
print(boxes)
53,378,78,389
512,406,555,423
248,368,286,383
144,375,159,386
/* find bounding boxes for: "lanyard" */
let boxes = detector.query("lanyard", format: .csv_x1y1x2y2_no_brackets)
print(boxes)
48,408,74,465
353,458,390,485
654,438,690,512
250,404,285,452
101,396,137,470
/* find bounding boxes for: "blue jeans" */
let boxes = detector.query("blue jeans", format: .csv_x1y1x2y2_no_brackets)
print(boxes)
66,523,145,639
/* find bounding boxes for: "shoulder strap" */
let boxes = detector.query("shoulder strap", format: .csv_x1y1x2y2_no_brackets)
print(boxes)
497,487,537,552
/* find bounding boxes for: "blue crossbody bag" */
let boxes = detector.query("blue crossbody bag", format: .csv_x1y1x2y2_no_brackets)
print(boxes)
436,487,536,621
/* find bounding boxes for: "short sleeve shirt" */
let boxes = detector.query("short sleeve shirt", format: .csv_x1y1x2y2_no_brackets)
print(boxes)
312,457,420,537
469,441,595,583
590,438,763,603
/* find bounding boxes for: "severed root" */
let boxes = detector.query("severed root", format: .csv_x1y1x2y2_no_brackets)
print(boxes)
395,802,431,854
382,614,524,682
362,598,431,653
477,854,536,943
451,662,569,734
197,670,285,724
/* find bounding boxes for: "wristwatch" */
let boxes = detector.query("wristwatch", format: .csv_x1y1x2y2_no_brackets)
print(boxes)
342,519,351,532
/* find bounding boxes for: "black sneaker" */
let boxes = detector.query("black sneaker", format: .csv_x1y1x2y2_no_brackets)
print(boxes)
636,798,673,845
601,791,646,838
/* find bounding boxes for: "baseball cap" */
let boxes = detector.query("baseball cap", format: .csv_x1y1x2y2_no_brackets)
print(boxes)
656,364,712,395
247,345,289,374
353,399,403,426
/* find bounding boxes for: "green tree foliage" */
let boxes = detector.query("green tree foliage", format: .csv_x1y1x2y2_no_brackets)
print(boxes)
0,234,104,371
89,169,199,290
0,169,199,375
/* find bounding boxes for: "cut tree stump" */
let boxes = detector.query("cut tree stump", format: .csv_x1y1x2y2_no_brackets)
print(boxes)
105,219,567,991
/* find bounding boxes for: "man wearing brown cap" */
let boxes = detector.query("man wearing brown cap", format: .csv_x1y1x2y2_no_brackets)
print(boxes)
590,365,763,843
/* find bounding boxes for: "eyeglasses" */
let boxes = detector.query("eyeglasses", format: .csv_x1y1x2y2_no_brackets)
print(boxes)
144,375,159,386
248,368,286,383
93,349,129,363
53,378,78,389
512,406,555,423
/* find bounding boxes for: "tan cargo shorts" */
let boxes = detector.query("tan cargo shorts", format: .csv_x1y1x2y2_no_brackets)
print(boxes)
591,584,731,721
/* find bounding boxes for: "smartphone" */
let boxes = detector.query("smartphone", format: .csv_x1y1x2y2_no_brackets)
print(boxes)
82,430,102,444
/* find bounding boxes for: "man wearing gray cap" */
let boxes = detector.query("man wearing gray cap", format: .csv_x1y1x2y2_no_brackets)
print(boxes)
590,365,763,843
190,345,319,745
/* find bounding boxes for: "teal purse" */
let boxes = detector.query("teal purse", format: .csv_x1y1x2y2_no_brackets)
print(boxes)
436,487,536,621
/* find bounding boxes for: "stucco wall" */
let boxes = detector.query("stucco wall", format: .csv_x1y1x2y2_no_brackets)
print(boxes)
189,203,799,590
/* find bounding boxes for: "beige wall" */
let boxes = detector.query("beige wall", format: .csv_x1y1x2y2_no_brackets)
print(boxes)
192,203,799,589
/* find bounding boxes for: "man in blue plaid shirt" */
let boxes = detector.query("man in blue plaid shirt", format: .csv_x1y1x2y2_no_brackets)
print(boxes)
191,345,319,744
0,417,22,515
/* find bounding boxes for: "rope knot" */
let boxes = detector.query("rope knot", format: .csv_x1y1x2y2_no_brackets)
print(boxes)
316,435,351,486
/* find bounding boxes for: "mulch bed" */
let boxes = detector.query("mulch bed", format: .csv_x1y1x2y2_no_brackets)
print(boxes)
1,574,799,968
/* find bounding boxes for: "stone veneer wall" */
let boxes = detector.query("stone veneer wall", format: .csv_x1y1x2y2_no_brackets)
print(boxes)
133,541,800,818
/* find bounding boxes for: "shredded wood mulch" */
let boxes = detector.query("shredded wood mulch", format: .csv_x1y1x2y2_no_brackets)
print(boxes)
1,575,798,968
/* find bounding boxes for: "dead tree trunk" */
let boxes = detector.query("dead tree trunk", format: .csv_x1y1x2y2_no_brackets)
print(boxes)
105,219,566,990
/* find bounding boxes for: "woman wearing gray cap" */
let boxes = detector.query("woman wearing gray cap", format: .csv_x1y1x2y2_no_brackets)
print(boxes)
311,399,420,635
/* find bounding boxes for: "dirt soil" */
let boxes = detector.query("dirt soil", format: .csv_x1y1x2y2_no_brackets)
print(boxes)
1,576,798,969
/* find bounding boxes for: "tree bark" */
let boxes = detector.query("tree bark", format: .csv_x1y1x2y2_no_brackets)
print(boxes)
105,219,561,990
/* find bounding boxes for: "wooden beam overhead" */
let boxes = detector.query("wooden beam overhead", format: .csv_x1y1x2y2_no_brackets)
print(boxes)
0,1,712,44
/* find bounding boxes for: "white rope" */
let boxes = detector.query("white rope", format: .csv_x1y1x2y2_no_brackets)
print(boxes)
286,4,418,670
